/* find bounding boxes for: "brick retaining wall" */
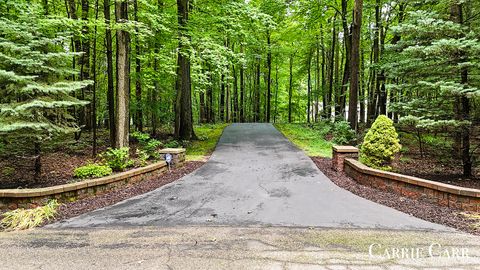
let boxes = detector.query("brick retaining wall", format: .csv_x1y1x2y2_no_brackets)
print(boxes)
343,158,480,212
0,148,186,210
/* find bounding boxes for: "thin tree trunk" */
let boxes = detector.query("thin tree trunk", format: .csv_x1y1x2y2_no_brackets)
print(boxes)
115,0,130,148
266,30,272,123
327,15,337,121
307,49,312,123
274,61,279,123
348,0,363,130
233,61,239,122
340,0,351,119
134,0,143,131
33,142,41,183
288,53,294,123
240,45,245,122
320,26,327,119
255,60,261,122
92,0,99,156
450,2,472,177
104,0,116,146
220,74,225,122
80,0,91,130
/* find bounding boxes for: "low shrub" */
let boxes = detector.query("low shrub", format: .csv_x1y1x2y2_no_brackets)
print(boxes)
1,200,59,231
332,120,356,145
165,140,180,148
360,115,401,170
143,139,163,160
130,131,151,144
73,163,112,179
102,147,132,171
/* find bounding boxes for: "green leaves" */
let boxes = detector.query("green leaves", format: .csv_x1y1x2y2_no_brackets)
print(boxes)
360,115,401,170
0,4,89,141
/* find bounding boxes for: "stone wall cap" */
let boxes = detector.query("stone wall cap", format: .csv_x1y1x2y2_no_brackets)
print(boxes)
333,145,359,153
344,158,480,198
0,161,168,198
158,148,186,154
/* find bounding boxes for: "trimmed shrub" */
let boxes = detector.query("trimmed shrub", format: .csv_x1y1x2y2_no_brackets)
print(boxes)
360,115,401,170
73,163,113,179
102,147,132,171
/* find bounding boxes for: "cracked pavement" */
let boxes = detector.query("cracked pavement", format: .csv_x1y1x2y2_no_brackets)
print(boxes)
1,227,479,269
2,123,478,269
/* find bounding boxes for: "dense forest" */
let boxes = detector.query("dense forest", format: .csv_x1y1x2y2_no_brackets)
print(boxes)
0,0,479,183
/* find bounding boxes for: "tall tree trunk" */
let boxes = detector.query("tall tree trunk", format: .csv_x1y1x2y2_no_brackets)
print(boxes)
220,74,225,122
80,0,91,130
348,0,363,130
320,26,327,119
240,45,245,122
315,35,321,122
359,47,365,124
233,61,239,122
104,0,116,146
134,0,143,131
115,0,130,148
274,61,279,123
175,0,195,140
266,30,272,123
255,60,261,122
450,2,472,177
327,15,337,121
307,49,312,123
340,0,351,119
288,53,293,123
92,0,99,156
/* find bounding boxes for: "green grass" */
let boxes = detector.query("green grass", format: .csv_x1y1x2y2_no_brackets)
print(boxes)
275,123,333,157
186,123,229,161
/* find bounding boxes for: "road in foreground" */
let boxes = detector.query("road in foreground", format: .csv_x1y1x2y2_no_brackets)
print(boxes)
1,227,478,269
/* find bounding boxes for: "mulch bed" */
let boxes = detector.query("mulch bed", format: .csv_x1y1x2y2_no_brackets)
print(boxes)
393,155,480,190
49,161,204,224
312,157,480,236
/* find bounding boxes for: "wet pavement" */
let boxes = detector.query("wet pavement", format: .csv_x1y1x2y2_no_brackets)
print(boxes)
52,123,447,231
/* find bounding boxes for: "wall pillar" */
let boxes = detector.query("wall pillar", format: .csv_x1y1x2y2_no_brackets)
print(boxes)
158,148,186,168
332,146,359,172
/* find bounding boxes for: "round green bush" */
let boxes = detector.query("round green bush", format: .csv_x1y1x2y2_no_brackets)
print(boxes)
360,115,401,170
73,164,113,179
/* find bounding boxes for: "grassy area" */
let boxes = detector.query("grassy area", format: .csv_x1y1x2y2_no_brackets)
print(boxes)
186,123,230,161
275,123,333,157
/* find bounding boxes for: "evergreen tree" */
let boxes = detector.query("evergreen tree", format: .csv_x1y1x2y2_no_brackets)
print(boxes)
0,2,90,180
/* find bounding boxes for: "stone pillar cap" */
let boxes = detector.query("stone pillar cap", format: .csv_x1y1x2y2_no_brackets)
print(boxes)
158,148,186,154
332,145,359,153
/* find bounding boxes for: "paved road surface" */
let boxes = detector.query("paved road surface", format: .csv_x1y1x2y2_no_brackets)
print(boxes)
52,123,446,230
2,227,479,270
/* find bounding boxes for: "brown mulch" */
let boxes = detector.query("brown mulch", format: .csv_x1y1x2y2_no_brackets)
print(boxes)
50,161,204,224
312,157,480,236
393,155,480,190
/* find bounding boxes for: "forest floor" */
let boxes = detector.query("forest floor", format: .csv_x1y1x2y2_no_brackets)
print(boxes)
0,124,228,189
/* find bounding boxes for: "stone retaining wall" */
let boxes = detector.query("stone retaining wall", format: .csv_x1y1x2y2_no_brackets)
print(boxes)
0,148,186,210
343,158,480,212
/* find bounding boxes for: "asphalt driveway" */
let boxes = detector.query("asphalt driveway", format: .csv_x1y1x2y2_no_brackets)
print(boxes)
52,123,447,230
